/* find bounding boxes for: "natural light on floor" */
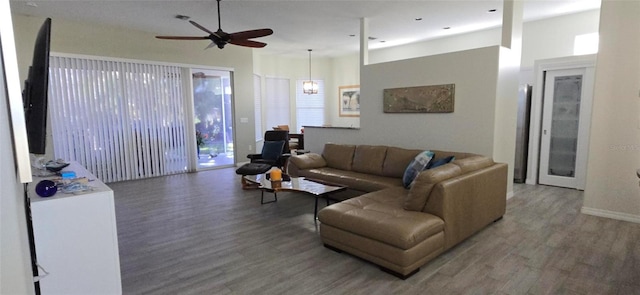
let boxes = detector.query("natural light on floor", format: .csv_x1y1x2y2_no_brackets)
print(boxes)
574,32,599,55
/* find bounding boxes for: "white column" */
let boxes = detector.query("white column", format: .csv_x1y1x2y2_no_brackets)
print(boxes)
360,17,369,66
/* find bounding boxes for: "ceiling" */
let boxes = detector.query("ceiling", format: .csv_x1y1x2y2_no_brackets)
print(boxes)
10,0,600,58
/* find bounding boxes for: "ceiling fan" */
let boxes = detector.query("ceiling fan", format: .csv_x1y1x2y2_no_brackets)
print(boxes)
156,0,273,49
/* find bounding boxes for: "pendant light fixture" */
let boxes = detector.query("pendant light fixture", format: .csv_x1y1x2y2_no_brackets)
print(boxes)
302,49,318,94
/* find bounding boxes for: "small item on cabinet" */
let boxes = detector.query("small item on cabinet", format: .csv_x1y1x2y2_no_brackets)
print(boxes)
44,159,70,172
60,170,76,179
35,180,58,197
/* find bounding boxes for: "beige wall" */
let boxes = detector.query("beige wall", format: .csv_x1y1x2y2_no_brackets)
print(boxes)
12,13,258,160
306,46,501,158
583,0,640,222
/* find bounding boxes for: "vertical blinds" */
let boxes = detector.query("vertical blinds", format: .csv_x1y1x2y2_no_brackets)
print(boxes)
295,79,324,131
48,56,188,183
264,77,290,131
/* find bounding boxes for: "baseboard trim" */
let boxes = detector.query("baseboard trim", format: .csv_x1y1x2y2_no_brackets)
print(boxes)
581,207,640,224
506,191,514,200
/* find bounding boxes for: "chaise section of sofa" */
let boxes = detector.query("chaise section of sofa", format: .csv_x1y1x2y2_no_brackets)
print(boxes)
289,143,507,279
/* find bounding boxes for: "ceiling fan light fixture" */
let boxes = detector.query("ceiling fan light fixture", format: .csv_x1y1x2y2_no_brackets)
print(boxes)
303,49,318,95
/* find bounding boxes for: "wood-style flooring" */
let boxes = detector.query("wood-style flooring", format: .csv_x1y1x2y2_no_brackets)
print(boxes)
110,168,640,294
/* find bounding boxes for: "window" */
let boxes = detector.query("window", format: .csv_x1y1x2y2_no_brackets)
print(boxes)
264,77,290,131
574,33,599,55
48,56,187,182
295,80,324,131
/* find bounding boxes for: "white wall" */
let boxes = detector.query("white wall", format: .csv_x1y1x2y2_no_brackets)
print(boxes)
254,10,599,132
11,13,258,161
583,0,640,223
306,46,501,158
521,9,600,69
369,9,600,74
255,54,334,131
0,0,35,292
329,54,360,128
255,53,360,129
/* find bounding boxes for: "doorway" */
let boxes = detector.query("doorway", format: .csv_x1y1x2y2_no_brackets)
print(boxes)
192,69,235,169
526,56,595,190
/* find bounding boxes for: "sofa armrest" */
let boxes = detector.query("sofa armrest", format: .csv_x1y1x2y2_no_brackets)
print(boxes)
423,163,507,250
287,153,327,177
405,163,462,212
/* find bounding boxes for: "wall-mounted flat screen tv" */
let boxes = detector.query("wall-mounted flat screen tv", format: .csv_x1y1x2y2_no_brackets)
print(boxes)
23,18,51,155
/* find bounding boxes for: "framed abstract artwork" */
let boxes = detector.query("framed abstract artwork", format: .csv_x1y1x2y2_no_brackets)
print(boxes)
339,85,360,117
383,84,455,113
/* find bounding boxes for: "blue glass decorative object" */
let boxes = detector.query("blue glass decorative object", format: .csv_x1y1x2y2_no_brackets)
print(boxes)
35,180,58,197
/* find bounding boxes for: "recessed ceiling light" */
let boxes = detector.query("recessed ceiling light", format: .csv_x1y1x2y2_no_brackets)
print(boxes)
415,17,423,21
349,34,356,37
488,9,497,13
443,27,451,30
368,36,377,40
25,2,37,7
175,14,190,20
380,40,386,43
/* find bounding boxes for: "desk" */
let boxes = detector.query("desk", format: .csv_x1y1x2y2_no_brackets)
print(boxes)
29,162,122,294
289,133,304,150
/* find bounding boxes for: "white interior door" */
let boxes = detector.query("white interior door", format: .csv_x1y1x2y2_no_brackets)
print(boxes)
539,68,593,189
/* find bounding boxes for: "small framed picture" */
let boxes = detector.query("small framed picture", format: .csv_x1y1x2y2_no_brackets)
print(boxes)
339,85,360,117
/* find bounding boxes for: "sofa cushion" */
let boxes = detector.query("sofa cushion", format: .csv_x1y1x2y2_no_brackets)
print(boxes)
427,156,455,169
323,144,356,171
318,187,445,250
452,155,494,173
402,150,435,188
289,153,327,170
404,163,462,212
382,147,422,178
302,167,402,192
352,145,387,175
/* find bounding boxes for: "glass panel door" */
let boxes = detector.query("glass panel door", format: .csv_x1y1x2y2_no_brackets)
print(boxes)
539,68,587,189
192,69,234,169
548,75,582,177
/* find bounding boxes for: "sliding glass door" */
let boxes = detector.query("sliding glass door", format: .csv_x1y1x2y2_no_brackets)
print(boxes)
192,69,235,169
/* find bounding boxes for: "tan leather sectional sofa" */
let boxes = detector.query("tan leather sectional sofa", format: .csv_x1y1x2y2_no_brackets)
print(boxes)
288,143,507,279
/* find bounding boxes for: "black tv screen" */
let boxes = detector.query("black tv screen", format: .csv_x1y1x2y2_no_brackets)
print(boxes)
23,18,51,155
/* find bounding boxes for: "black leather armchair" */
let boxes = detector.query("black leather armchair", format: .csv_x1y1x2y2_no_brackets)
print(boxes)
247,130,291,170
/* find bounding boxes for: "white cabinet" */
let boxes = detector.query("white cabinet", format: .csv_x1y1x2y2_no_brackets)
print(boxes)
29,162,122,295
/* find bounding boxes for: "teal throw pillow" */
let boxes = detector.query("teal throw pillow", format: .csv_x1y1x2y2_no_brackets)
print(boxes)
402,150,435,188
427,156,455,169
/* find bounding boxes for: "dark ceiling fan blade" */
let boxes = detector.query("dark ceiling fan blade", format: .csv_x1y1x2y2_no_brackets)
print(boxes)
230,29,274,40
156,36,209,40
189,20,220,38
228,39,267,48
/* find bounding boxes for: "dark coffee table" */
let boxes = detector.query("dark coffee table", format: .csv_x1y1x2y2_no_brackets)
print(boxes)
243,175,347,219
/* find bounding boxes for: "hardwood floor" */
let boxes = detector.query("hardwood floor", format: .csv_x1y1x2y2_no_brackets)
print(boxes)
111,168,640,294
